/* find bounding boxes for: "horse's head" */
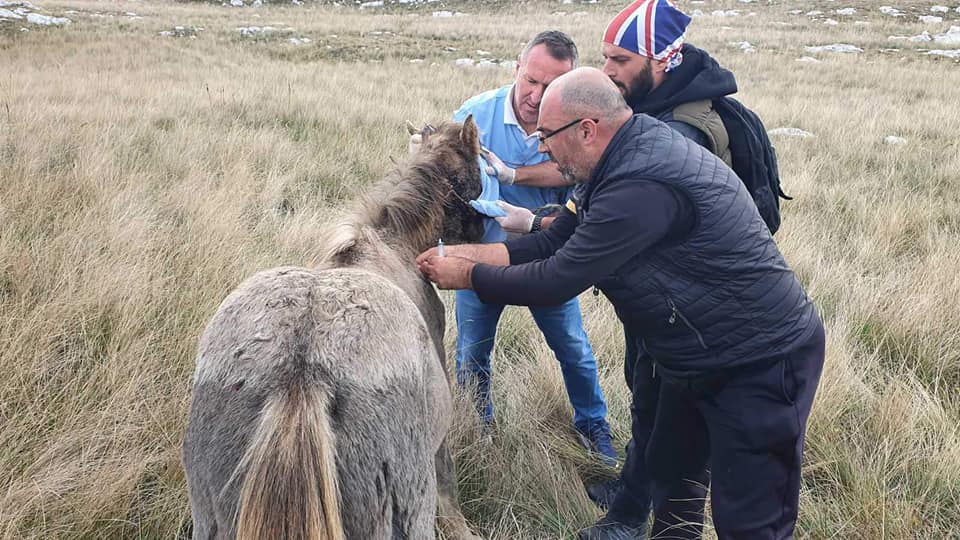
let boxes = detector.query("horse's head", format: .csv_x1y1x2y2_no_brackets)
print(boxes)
407,116,486,245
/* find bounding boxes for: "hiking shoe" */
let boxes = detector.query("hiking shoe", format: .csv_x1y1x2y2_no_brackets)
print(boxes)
586,477,623,510
578,513,648,540
576,420,619,468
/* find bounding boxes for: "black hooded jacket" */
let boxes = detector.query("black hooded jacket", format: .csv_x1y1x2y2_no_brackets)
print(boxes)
632,44,737,116
630,44,738,149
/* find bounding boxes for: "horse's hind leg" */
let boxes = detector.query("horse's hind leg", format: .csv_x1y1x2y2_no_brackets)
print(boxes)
435,437,483,540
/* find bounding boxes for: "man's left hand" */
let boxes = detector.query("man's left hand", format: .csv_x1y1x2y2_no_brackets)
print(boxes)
417,255,475,290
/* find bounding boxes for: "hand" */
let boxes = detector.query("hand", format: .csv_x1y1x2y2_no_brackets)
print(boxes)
408,133,423,156
417,255,475,290
480,147,516,184
494,201,535,233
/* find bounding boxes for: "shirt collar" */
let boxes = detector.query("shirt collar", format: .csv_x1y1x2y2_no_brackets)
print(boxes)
504,85,538,139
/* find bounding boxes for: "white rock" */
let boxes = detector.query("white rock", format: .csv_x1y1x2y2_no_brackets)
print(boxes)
410,58,424,64
730,41,757,52
956,6,960,14
835,7,856,15
0,7,22,18
455,58,475,66
768,127,816,138
805,43,863,53
796,56,821,63
884,136,907,145
787,9,802,14
928,49,960,58
712,9,739,16
738,0,753,3
432,10,452,17
26,12,71,25
919,15,943,23
933,26,960,44
500,60,517,70
690,9,704,16
0,1,36,8
855,21,870,25
879,6,903,16
360,1,383,7
806,10,822,16
288,37,310,44
475,49,490,56
230,0,243,6
930,5,949,12
824,18,839,25
909,31,933,42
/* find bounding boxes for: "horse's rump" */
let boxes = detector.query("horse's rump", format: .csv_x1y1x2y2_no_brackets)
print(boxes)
185,266,448,539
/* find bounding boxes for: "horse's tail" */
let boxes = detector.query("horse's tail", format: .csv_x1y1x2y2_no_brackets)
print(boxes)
235,384,344,540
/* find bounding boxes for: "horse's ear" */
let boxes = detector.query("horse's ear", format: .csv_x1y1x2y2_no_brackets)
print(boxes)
460,114,480,154
420,123,436,144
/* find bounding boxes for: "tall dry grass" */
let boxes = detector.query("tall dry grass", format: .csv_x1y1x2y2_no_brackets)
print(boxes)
1,0,958,538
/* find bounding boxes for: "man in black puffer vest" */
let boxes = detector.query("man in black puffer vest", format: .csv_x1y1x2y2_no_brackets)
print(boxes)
416,68,825,540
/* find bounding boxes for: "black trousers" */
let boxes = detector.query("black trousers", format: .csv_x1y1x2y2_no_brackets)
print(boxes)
613,323,826,539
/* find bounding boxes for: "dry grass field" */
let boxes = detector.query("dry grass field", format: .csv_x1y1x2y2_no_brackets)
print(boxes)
1,0,959,538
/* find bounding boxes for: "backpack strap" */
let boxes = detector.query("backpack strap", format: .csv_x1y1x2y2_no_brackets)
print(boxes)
671,100,733,168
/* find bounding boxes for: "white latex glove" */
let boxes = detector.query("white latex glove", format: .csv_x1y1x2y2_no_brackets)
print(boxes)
481,147,516,185
494,201,535,233
408,133,423,156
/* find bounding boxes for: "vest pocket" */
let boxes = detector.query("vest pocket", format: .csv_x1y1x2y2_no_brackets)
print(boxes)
666,297,708,350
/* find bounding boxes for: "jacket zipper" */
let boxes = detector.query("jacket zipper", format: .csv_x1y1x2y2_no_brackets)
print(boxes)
667,297,708,350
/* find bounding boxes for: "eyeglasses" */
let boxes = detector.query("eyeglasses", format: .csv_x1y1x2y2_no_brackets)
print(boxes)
536,118,599,143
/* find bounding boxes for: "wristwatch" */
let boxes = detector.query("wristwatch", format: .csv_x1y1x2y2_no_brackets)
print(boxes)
530,214,543,233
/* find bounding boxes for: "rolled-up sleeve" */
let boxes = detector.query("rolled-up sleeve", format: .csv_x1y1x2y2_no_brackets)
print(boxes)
471,179,690,306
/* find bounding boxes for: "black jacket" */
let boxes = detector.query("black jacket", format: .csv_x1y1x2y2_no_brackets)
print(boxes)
471,115,820,376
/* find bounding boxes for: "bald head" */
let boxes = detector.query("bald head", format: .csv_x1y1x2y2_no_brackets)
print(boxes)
541,67,632,128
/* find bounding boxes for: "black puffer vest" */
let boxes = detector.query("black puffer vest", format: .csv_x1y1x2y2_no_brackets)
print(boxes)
576,115,819,377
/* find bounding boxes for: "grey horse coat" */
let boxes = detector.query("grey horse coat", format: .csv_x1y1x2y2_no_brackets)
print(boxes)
183,119,486,540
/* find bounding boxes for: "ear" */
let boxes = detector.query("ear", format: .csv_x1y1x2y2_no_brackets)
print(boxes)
420,123,436,144
459,114,480,154
405,120,418,135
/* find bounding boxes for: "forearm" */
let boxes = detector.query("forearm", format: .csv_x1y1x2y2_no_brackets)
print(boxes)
444,243,510,266
513,161,573,188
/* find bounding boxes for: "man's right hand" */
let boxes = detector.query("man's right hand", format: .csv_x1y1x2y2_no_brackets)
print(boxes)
494,201,535,233
480,147,516,184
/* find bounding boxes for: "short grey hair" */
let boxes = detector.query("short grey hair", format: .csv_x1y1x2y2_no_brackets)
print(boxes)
559,75,630,123
520,30,579,67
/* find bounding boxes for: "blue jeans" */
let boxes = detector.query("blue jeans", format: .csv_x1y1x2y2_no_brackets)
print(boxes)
454,289,607,430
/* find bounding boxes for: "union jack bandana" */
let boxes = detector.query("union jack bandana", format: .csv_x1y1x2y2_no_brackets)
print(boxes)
603,0,692,72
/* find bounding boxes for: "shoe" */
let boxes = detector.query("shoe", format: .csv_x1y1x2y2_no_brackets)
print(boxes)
576,420,619,467
586,477,623,510
578,513,648,540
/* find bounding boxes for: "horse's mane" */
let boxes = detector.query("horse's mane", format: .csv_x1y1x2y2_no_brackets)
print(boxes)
314,153,458,268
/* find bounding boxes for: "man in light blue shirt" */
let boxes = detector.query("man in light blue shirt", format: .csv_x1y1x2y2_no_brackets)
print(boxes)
451,30,616,466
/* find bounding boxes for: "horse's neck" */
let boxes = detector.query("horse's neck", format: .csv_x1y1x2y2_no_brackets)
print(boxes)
355,233,446,351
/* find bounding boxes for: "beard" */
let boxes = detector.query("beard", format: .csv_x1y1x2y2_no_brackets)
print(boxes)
619,60,655,107
558,162,590,185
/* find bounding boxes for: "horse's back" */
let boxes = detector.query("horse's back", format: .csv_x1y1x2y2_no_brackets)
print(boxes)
184,265,446,539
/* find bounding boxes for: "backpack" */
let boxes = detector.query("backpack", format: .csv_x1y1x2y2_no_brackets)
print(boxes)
712,97,791,235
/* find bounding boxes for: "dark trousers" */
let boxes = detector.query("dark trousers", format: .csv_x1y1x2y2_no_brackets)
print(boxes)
614,323,826,539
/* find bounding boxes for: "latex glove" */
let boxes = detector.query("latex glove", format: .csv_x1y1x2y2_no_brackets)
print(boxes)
494,201,535,233
408,133,422,156
480,147,516,184
469,199,507,218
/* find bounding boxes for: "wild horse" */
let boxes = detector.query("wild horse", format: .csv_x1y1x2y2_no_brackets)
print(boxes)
183,118,486,540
